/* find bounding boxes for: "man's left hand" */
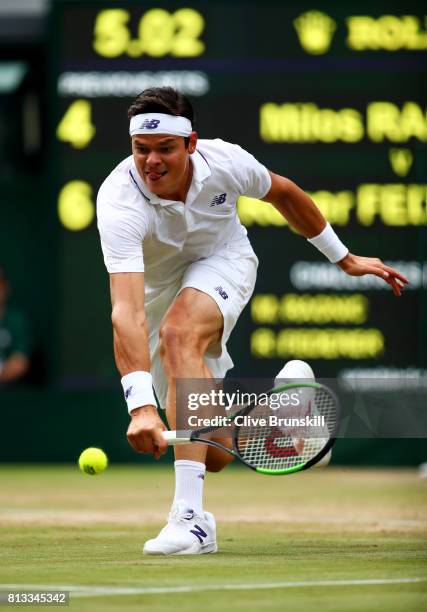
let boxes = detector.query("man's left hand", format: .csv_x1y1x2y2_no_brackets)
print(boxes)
337,253,409,297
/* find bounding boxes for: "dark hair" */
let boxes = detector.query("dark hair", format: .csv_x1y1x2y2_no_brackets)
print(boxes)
127,87,195,142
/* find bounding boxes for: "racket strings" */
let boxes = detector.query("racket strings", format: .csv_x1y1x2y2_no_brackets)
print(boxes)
236,387,338,470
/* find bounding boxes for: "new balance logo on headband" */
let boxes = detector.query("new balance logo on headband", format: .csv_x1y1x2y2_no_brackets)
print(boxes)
210,193,227,207
139,119,160,130
130,113,192,137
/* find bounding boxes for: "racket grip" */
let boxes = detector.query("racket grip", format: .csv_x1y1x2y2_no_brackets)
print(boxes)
162,430,192,445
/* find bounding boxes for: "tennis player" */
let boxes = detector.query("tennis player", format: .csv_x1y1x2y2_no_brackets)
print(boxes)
97,87,408,555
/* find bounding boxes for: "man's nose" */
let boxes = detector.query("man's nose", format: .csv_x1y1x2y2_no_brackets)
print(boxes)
146,150,162,166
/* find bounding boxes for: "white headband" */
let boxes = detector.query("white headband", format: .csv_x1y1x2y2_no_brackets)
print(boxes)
129,113,192,137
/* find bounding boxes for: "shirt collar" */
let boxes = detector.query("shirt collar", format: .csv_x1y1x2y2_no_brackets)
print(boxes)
192,148,211,184
129,163,156,203
129,148,211,206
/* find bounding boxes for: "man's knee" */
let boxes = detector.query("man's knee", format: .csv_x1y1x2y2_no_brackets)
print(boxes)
159,322,205,365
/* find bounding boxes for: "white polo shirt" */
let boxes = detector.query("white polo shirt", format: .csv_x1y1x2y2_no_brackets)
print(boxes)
97,139,271,288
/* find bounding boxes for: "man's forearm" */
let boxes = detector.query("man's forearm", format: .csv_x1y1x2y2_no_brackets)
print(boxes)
264,172,349,264
267,175,326,238
112,308,165,453
112,307,151,376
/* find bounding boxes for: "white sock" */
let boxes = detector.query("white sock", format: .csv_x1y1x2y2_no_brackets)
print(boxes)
173,460,206,516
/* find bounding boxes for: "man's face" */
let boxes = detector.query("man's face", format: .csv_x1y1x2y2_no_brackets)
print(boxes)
132,132,197,198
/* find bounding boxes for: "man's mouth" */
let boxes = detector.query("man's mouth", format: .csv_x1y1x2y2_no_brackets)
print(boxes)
146,170,167,181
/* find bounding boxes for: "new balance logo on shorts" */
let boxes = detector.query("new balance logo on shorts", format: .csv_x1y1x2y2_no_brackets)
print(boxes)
139,119,160,129
214,286,228,300
210,193,227,207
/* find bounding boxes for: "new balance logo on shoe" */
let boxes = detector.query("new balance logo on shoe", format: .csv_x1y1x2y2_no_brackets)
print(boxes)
190,524,208,544
214,286,228,300
210,193,227,206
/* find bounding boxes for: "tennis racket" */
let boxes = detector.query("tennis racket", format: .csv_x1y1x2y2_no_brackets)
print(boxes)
162,382,339,475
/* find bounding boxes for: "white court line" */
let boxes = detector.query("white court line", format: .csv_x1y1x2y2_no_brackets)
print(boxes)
1,578,426,597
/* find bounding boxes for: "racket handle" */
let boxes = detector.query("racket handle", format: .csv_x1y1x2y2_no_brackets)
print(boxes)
162,430,192,445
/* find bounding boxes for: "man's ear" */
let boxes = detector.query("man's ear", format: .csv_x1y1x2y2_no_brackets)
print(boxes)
188,131,198,154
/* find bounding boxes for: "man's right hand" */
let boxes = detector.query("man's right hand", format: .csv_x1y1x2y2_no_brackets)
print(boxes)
127,405,168,459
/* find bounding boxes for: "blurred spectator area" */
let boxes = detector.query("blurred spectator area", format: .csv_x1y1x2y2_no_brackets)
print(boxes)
0,0,50,385
0,266,33,385
0,0,47,177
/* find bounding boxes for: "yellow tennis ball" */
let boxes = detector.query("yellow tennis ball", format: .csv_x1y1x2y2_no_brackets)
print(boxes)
78,447,108,475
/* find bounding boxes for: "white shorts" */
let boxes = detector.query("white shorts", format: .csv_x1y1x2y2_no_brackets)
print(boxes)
145,243,258,410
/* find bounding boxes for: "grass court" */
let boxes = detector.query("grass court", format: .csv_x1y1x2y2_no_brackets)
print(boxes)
0,464,426,611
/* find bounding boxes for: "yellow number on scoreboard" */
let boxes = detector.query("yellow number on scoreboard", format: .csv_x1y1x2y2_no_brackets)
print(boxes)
93,7,205,58
172,8,205,57
138,9,175,57
57,100,95,149
58,181,95,231
93,9,131,58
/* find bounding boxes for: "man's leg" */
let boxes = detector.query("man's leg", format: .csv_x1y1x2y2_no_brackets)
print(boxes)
159,287,233,472
144,250,257,555
143,287,231,556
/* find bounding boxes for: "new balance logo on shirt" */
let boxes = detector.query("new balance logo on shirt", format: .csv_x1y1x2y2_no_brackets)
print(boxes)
210,193,227,206
214,286,228,300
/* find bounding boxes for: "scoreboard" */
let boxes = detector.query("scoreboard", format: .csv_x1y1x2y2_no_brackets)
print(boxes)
49,0,427,387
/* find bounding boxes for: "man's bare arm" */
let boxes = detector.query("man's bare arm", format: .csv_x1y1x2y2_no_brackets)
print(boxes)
263,171,409,296
263,172,326,238
110,272,167,458
110,272,150,374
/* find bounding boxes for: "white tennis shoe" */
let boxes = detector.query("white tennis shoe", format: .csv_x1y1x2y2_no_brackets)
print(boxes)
143,501,217,556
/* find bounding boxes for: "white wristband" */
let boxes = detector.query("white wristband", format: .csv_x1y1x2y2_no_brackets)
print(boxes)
307,223,349,263
121,371,157,414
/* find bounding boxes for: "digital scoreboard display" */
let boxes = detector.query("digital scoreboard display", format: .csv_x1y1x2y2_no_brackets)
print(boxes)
50,0,427,387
